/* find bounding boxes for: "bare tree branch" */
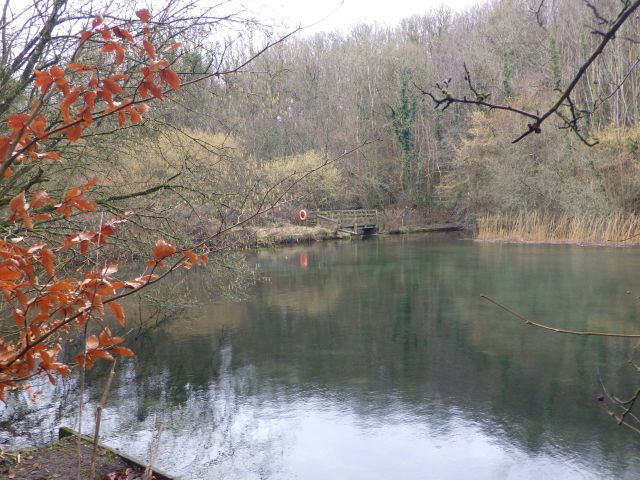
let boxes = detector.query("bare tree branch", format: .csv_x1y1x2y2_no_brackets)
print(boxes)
480,294,640,337
421,0,640,146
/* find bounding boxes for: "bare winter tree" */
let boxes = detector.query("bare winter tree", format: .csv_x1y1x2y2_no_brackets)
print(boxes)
420,0,640,147
417,0,640,435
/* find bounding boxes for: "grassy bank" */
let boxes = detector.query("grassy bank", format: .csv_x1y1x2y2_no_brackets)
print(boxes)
252,225,350,247
476,211,640,246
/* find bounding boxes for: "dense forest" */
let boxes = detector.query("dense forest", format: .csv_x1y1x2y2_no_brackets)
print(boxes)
6,0,638,247
143,0,640,240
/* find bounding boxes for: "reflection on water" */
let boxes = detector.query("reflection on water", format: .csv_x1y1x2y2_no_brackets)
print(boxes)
3,235,640,479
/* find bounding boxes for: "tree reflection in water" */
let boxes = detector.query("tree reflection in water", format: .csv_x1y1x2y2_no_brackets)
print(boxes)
3,236,640,479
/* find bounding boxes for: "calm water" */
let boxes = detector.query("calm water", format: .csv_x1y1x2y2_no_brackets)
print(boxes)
3,235,640,479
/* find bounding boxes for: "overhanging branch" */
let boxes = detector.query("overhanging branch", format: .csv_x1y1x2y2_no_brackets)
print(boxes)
420,0,640,146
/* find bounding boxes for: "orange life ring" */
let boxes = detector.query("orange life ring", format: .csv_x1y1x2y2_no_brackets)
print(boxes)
299,209,308,221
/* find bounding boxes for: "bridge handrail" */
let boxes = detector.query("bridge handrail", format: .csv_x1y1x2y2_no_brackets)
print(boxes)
315,210,378,221
310,209,378,225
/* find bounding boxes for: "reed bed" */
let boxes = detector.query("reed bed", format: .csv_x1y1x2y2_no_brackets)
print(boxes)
476,211,640,245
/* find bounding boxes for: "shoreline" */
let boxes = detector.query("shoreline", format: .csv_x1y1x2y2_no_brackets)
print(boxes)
250,223,466,247
250,223,640,249
473,237,640,248
2,431,173,480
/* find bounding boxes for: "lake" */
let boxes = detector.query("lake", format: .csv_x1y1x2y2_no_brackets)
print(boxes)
3,235,640,479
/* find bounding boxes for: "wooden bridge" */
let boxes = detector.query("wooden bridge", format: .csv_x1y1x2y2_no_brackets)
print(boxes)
310,209,380,236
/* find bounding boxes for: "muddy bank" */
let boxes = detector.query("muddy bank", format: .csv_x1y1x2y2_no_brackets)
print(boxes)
250,221,465,247
3,428,174,480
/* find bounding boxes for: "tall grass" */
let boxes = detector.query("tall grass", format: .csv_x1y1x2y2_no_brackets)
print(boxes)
476,211,640,245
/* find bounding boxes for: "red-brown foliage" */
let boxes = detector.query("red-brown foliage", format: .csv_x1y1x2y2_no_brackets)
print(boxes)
0,10,205,402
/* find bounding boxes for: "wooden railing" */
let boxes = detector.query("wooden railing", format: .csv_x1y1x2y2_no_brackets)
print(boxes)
309,209,380,235
313,209,378,226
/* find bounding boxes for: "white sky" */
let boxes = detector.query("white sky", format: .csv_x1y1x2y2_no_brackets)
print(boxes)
240,0,485,34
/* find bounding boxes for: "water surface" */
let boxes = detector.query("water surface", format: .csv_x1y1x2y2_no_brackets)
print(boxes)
3,236,640,479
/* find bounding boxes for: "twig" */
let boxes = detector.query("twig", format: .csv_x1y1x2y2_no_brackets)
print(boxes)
530,0,546,28
613,388,640,426
76,324,88,480
598,371,640,433
144,416,164,480
480,294,640,337
606,410,640,434
90,359,116,480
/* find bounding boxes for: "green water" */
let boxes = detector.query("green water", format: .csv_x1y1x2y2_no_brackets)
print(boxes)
4,235,640,478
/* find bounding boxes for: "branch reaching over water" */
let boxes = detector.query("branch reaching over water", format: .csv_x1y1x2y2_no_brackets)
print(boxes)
480,294,640,338
599,376,640,435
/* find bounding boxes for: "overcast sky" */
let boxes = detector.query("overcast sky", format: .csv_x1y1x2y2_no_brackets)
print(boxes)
240,0,485,34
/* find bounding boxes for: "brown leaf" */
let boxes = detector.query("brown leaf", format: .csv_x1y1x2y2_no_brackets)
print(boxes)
40,247,55,278
50,65,64,79
9,192,33,230
38,151,61,161
34,70,53,93
111,346,134,357
9,191,28,213
93,350,114,361
184,250,199,265
62,123,82,142
115,43,125,65
102,78,123,94
143,39,156,60
86,335,99,351
31,190,54,209
153,238,176,260
112,26,133,43
163,68,180,90
136,8,152,22
108,301,126,327
8,113,30,131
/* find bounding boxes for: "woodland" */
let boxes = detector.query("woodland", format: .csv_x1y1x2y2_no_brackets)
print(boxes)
3,0,640,477
144,0,640,242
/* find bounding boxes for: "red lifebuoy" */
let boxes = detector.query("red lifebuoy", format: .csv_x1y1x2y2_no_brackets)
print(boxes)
299,209,308,221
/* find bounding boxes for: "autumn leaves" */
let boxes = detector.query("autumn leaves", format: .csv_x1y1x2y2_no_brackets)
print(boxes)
0,8,203,401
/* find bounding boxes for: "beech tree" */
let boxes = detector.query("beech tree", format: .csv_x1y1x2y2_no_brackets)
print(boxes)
0,0,298,403
0,2,206,402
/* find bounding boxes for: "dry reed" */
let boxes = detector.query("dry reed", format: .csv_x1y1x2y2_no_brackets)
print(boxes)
476,211,640,245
